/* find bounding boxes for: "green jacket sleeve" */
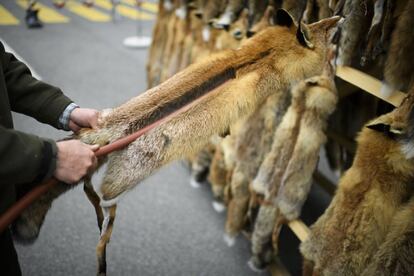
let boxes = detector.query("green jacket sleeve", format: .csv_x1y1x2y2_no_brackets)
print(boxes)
0,42,73,128
0,126,57,185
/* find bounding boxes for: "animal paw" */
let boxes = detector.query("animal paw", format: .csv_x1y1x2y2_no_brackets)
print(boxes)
163,0,173,11
213,12,232,29
202,26,211,42
247,257,267,273
190,178,202,188
334,169,341,179
380,81,394,98
11,216,41,244
175,6,187,19
212,201,226,213
223,233,236,247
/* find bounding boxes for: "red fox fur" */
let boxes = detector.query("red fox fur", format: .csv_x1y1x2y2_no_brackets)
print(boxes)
300,89,414,275
14,11,342,275
362,195,414,275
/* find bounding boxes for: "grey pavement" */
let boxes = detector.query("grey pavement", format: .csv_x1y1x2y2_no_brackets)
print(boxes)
0,2,265,275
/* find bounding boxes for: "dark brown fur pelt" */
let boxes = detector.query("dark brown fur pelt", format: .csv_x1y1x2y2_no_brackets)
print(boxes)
337,0,372,66
384,0,414,91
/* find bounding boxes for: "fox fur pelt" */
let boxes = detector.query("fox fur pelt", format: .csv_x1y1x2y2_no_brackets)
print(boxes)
362,195,414,275
384,0,414,91
301,89,414,275
224,90,290,241
13,12,342,275
249,62,338,270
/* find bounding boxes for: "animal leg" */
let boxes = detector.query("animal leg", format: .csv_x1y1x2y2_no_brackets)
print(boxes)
245,187,261,233
96,204,117,276
271,210,285,251
224,164,250,246
12,182,72,243
190,147,214,188
302,259,316,276
208,145,228,212
83,177,104,231
248,204,278,271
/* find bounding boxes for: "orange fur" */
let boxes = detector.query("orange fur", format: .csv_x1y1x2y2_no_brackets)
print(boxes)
301,90,414,275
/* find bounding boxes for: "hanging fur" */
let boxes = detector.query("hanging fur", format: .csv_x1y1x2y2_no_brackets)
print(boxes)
360,0,386,66
247,0,269,31
224,89,289,244
14,12,343,275
147,0,174,88
208,136,231,208
214,9,248,51
189,142,216,187
246,5,275,37
249,57,338,270
384,0,414,91
249,74,308,271
303,0,333,23
213,0,246,29
165,3,191,79
300,89,414,275
281,0,307,22
317,0,332,20
337,0,371,66
276,62,338,221
159,3,181,82
362,195,414,276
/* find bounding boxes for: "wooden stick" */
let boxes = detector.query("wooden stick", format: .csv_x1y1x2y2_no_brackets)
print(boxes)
336,66,405,107
287,219,310,242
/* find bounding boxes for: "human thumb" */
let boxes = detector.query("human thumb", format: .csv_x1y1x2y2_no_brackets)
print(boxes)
89,144,100,152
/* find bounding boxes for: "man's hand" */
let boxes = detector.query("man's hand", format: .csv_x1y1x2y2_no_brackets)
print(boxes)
54,140,99,184
69,108,99,133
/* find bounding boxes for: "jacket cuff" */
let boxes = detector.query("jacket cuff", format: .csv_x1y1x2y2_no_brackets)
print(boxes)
34,139,57,183
58,103,79,130
45,92,74,129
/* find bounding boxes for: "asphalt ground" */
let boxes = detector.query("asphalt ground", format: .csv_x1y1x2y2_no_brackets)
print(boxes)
0,1,335,275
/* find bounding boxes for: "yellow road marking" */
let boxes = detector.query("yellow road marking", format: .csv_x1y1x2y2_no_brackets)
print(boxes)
94,0,153,20
16,0,69,23
0,4,19,25
65,1,111,22
121,0,158,13
116,4,153,19
94,0,112,10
